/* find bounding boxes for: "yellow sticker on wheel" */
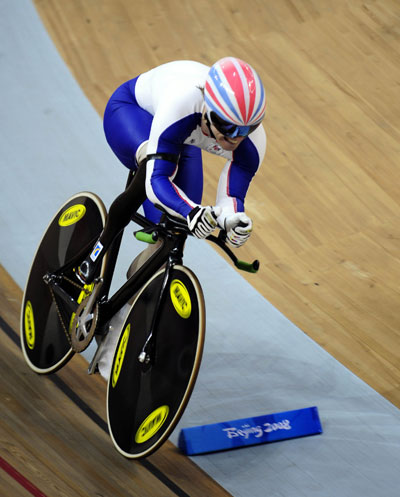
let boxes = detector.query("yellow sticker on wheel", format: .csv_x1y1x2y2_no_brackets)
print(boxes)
58,204,86,226
24,301,35,349
135,405,169,444
170,279,191,319
111,324,131,388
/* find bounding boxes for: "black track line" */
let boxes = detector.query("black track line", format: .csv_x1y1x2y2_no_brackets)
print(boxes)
0,314,190,497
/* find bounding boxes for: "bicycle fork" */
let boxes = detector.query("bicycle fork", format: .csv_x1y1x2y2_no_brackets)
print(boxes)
138,233,186,365
138,260,173,365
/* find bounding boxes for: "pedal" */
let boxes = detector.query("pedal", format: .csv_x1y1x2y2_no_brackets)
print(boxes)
88,337,106,374
89,303,132,379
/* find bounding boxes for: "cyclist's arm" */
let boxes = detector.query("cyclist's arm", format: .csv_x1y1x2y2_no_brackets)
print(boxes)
145,93,202,219
216,124,267,227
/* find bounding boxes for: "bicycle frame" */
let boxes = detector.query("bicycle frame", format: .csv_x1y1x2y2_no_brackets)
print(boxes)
46,212,186,324
23,182,262,457
46,207,259,357
97,212,189,334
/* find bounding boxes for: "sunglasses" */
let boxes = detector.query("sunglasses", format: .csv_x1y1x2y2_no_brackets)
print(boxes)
209,111,260,138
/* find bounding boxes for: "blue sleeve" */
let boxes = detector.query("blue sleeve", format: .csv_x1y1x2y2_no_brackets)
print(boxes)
147,113,202,217
227,138,261,211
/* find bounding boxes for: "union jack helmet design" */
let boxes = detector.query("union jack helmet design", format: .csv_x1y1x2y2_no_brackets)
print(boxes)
204,57,266,129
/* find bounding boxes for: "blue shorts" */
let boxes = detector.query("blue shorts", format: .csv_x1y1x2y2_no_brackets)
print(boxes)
103,78,203,222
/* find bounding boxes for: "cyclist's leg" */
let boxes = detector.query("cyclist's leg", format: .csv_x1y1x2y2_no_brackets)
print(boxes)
103,78,152,170
77,162,148,283
77,79,152,283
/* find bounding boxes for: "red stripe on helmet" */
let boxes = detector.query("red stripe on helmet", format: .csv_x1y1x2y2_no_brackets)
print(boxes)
219,58,247,123
234,58,257,123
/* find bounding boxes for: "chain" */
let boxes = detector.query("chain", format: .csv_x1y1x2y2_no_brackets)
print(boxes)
48,283,73,346
47,274,96,350
63,274,84,290
48,274,87,347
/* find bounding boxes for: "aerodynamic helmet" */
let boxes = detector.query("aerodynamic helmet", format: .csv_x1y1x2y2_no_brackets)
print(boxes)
204,57,266,138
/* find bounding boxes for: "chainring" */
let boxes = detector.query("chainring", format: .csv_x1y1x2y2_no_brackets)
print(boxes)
70,295,99,352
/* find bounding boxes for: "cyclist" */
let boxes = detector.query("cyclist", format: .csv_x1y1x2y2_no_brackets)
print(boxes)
76,56,267,284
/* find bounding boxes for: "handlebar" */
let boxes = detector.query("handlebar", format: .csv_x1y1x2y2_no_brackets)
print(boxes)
131,211,260,274
207,232,260,274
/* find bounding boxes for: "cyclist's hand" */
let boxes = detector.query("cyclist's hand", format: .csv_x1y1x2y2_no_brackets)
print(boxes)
224,213,253,248
187,206,221,239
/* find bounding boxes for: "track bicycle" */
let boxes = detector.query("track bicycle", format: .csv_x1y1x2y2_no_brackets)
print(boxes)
20,173,259,458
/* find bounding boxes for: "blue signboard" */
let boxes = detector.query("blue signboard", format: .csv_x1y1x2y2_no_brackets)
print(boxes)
179,406,323,455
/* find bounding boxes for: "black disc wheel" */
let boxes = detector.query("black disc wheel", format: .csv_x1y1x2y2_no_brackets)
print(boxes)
107,265,205,459
20,192,106,374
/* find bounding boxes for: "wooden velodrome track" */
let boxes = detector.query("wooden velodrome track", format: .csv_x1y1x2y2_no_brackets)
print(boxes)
1,0,400,495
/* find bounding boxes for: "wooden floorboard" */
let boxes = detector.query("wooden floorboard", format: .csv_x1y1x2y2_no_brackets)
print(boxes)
3,0,400,494
31,0,400,409
0,265,232,497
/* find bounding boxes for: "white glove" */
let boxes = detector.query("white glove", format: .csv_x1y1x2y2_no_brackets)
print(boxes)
224,212,253,248
187,206,222,239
